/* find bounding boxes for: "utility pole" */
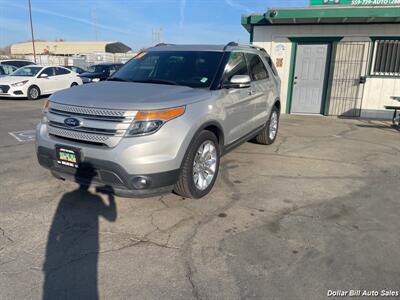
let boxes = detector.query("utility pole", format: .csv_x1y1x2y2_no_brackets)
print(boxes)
152,28,163,45
92,5,99,40
28,0,36,63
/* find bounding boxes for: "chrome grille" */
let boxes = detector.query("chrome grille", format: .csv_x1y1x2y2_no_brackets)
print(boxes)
0,85,10,93
48,126,111,144
50,102,132,117
49,121,121,136
46,102,137,147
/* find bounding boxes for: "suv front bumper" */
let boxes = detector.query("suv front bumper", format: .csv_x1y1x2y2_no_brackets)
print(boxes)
37,146,180,197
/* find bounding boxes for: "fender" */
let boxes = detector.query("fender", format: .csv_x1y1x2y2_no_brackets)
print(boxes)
179,120,225,169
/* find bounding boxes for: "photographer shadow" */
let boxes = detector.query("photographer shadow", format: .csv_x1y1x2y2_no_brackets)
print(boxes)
43,163,117,300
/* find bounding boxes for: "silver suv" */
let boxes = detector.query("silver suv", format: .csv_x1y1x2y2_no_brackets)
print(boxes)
36,43,281,198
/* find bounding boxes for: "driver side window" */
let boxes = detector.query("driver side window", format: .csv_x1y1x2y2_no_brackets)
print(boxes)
245,53,269,81
223,52,249,84
40,67,56,77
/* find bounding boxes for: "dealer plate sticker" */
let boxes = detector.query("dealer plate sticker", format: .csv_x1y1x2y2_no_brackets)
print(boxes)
56,147,80,168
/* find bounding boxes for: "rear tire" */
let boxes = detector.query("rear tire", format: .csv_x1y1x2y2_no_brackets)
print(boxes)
70,82,78,87
174,130,220,199
255,106,280,145
27,85,40,100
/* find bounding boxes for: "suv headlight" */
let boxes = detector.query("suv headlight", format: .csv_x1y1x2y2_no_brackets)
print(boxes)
11,80,28,87
92,78,100,82
126,106,185,137
41,99,50,123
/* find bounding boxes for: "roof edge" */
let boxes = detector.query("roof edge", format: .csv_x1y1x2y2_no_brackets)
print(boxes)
241,6,400,29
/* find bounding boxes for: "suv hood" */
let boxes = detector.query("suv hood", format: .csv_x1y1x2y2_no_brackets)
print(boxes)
50,81,212,110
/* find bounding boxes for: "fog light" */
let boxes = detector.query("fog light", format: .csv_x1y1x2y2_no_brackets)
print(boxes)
131,176,150,189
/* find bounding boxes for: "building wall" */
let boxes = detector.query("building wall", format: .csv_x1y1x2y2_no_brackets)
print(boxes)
252,24,400,118
10,41,129,55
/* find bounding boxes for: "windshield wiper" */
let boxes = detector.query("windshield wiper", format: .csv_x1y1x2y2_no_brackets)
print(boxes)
131,79,178,86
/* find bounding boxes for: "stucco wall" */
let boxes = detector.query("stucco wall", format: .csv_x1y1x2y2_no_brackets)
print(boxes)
252,24,400,118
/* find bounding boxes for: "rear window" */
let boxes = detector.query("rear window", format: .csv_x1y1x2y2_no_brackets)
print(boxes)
3,60,33,68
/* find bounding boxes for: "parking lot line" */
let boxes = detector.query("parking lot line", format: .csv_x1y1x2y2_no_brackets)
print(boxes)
8,130,36,142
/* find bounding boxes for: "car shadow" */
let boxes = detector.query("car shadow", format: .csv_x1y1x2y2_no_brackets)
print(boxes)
42,163,117,300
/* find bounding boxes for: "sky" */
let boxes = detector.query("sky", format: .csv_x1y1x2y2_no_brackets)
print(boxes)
0,0,307,50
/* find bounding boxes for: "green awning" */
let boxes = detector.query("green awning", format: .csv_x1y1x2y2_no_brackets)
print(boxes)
241,7,400,32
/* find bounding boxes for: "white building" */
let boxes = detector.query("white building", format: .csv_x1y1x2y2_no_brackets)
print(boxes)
242,2,400,119
10,41,135,68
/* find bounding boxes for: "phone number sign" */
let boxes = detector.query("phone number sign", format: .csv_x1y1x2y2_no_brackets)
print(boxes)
311,0,400,5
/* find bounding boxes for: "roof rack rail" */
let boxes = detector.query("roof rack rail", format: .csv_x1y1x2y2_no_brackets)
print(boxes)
223,42,267,53
249,44,266,52
154,43,174,47
223,41,239,50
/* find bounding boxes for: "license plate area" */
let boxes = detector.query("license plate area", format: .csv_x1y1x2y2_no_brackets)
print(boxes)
56,146,81,168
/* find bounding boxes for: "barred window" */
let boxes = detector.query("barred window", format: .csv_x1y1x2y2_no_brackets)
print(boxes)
372,40,400,76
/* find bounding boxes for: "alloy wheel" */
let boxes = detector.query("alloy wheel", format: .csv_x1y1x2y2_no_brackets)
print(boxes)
269,111,278,140
30,88,39,99
193,140,217,191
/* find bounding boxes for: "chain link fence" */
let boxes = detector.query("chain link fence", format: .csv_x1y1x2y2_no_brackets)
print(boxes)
0,52,137,69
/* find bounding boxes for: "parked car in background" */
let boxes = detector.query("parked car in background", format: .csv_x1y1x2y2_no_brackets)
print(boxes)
0,65,82,100
36,43,281,198
0,59,35,68
62,65,86,74
0,64,17,77
79,63,123,83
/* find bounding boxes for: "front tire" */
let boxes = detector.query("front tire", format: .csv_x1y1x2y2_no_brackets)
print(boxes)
27,85,40,100
174,130,220,199
70,82,78,87
255,106,280,145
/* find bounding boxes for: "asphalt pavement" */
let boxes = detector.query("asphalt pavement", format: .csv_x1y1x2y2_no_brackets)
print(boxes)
1,98,400,299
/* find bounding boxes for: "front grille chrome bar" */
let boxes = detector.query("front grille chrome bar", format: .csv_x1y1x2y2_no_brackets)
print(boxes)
50,102,136,118
46,102,137,147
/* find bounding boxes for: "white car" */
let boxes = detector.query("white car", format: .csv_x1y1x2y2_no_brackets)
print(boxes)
0,65,83,100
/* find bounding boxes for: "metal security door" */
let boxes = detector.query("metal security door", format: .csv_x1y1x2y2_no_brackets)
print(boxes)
291,44,329,114
327,42,370,117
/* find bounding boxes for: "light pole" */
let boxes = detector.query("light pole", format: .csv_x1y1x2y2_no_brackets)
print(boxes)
28,0,36,63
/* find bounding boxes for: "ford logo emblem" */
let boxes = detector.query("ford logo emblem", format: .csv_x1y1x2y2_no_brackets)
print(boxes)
64,117,81,127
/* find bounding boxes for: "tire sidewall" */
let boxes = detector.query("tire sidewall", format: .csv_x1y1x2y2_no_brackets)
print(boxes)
187,131,220,199
27,86,40,100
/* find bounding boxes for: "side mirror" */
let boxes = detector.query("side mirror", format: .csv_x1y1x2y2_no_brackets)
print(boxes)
225,75,251,89
40,73,49,78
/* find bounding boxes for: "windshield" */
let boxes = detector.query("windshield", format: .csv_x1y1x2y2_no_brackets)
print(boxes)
87,65,109,73
111,51,223,88
11,66,42,77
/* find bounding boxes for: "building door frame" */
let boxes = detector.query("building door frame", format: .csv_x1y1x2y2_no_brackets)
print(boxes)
286,37,343,114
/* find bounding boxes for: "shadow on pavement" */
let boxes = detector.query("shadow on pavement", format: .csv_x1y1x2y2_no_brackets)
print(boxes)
356,123,400,132
43,163,117,300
